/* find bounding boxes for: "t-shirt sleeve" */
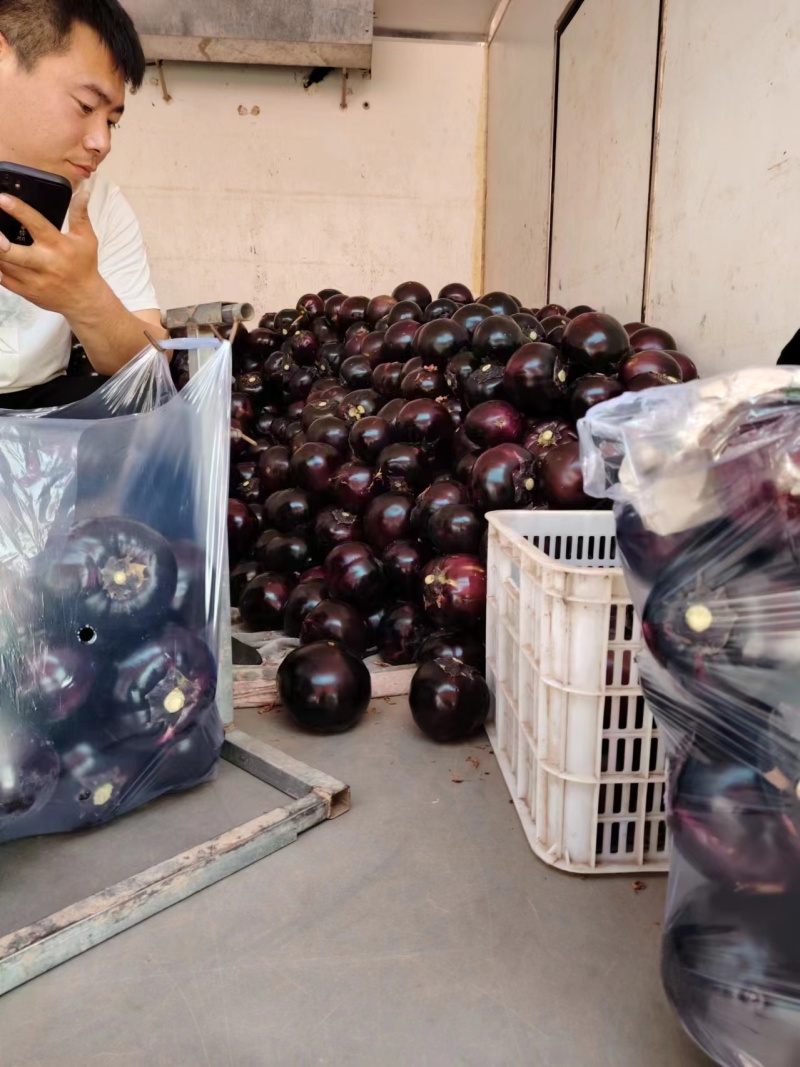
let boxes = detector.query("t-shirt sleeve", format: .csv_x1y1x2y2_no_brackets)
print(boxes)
95,185,160,314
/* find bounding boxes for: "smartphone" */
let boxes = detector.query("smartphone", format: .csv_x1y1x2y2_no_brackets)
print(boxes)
0,162,73,246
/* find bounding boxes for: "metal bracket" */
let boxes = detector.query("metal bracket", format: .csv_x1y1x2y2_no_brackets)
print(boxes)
0,734,349,997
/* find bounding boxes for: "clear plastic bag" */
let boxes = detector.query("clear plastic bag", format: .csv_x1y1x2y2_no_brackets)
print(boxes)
0,341,231,841
579,370,800,1067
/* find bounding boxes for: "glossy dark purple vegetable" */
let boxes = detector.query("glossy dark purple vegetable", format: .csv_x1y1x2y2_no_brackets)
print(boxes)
289,442,342,496
511,313,547,343
325,542,386,609
445,351,478,394
417,631,486,673
381,319,422,361
413,319,469,367
387,299,424,325
366,294,397,325
409,658,490,742
392,280,432,309
41,518,179,640
629,325,677,352
470,444,537,511
258,533,315,575
336,388,381,427
382,539,429,600
664,350,698,382
0,723,59,828
423,298,458,322
377,398,406,428
400,366,447,402
277,640,371,733
522,418,578,460
464,400,524,447
305,414,351,457
264,489,313,533
230,559,260,606
350,416,394,463
463,363,507,408
557,312,631,382
363,493,414,552
662,885,800,1067
314,507,363,556
669,756,800,891
372,362,405,398
569,374,623,420
617,350,682,387
301,394,341,430
452,302,494,338
429,505,484,556
360,331,388,368
479,291,520,316
300,600,368,658
331,462,378,512
502,343,564,415
111,624,216,739
410,480,469,538
438,282,473,305
239,572,295,631
376,444,430,495
231,392,255,428
538,303,567,320
289,329,319,367
297,292,325,317
19,643,96,726
471,315,526,364
625,371,676,391
282,579,327,638
395,399,454,451
420,555,487,630
538,441,593,509
337,295,369,331
377,602,430,665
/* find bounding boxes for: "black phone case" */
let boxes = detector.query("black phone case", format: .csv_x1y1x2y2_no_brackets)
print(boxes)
0,162,73,246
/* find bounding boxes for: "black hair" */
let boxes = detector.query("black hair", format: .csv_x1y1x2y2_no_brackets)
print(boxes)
0,0,145,89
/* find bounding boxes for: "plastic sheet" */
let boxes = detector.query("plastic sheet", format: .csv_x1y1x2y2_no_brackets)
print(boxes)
579,370,800,1067
0,341,231,842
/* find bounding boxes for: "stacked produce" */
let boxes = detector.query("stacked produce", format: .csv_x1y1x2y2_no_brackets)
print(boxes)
170,282,695,741
580,371,800,1066
0,346,230,843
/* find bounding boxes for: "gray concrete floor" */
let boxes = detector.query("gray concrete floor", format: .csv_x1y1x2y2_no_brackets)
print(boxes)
0,697,710,1067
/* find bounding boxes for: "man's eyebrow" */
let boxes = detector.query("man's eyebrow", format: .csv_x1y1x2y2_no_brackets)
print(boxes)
79,83,125,114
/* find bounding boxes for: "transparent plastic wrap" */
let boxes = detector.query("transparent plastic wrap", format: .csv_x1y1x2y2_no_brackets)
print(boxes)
579,369,800,1067
0,341,231,842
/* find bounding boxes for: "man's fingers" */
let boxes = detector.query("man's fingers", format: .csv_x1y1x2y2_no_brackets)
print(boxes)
68,190,91,233
0,193,59,243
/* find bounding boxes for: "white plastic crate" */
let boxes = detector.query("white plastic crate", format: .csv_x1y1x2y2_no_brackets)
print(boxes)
485,510,669,875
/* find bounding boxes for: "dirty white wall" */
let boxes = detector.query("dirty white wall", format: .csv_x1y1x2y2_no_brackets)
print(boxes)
549,0,660,322
101,39,486,315
646,0,800,372
484,0,564,306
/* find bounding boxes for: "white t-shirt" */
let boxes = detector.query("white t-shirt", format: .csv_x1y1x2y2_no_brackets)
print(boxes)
0,173,159,392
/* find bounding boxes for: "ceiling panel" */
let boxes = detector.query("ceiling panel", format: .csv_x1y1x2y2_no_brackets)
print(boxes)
374,0,498,36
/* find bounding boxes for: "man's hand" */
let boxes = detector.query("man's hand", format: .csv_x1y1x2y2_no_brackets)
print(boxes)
0,192,105,319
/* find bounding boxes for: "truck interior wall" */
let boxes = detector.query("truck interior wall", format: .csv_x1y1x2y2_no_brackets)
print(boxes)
101,39,486,314
645,0,800,373
484,0,565,307
548,0,661,324
487,0,800,373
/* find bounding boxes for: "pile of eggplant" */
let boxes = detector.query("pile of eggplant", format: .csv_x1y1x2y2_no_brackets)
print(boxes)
171,281,695,740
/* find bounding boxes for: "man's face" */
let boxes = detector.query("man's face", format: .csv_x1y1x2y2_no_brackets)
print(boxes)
0,22,126,191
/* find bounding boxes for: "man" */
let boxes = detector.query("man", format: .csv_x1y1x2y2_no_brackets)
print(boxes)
0,0,167,408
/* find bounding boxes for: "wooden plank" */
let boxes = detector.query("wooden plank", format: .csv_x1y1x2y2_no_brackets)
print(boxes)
222,731,351,818
0,793,325,998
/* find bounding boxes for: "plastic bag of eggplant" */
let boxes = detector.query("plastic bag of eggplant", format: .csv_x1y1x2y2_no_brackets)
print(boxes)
578,367,800,1066
0,340,231,842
